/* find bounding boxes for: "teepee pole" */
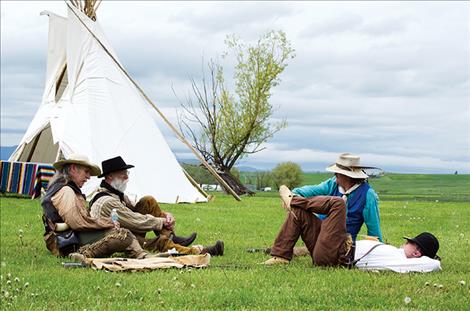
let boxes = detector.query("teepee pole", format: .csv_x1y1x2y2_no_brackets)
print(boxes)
66,1,241,201
182,168,210,199
94,0,102,12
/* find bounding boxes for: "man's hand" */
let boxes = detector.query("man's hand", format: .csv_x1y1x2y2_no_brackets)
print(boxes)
108,219,120,229
163,212,175,230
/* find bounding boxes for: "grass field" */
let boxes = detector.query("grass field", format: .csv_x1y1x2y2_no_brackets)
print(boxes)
1,173,469,310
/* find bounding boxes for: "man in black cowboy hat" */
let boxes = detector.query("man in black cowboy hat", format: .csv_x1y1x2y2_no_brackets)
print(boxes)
89,156,224,256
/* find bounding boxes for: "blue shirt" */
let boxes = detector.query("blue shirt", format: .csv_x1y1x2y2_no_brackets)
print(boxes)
292,177,383,242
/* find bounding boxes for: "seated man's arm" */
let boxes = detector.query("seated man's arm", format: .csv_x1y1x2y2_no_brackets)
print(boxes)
52,187,114,231
363,189,383,242
102,199,165,234
292,177,336,197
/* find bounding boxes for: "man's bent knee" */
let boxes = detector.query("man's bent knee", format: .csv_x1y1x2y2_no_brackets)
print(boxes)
135,195,163,217
330,197,346,208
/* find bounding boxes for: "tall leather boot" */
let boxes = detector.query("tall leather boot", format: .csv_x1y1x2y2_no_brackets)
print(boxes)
201,240,224,256
171,232,197,246
142,235,199,255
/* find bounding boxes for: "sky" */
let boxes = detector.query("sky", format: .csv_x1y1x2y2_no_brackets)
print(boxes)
1,1,469,173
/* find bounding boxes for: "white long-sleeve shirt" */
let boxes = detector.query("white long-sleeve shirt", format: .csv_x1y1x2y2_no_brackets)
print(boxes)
354,240,441,273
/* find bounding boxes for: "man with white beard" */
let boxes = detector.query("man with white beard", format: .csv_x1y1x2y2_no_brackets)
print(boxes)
89,156,224,256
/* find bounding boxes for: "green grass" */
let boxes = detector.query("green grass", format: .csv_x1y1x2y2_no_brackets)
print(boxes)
253,172,470,202
1,174,470,310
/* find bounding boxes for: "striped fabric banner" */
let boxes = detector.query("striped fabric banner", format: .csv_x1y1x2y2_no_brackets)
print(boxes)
0,161,55,198
33,165,56,198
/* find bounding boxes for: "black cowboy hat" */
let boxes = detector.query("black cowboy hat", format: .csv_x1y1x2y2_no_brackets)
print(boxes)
403,232,440,259
98,156,134,178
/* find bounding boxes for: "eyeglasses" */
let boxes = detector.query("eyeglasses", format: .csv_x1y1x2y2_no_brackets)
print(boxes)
115,170,130,177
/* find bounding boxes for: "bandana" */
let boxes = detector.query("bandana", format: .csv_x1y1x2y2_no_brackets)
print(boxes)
338,183,361,202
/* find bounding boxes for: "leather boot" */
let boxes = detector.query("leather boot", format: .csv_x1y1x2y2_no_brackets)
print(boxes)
171,232,197,246
201,240,224,256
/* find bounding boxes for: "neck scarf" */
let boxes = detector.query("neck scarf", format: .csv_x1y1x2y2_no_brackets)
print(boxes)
338,183,361,202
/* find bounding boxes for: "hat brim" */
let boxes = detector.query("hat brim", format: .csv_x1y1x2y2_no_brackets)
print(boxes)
97,164,134,178
326,164,369,179
53,160,101,176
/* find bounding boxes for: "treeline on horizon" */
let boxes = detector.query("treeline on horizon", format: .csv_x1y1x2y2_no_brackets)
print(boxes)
182,162,470,196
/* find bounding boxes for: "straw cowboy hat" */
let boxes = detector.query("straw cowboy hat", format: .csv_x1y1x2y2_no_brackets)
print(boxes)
53,154,101,176
326,153,379,179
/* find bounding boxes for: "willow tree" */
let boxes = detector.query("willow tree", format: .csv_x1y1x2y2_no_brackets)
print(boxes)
178,31,295,195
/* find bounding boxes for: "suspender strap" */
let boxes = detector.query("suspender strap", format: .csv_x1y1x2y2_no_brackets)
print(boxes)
89,192,112,209
352,243,384,266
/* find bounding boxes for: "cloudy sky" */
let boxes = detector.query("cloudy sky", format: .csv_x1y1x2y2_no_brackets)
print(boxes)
1,1,469,173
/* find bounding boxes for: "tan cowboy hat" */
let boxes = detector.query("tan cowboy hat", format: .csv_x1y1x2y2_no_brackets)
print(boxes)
53,154,101,176
325,153,379,179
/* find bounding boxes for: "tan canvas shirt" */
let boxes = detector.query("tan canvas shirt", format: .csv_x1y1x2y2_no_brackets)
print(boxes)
51,186,114,231
90,188,164,234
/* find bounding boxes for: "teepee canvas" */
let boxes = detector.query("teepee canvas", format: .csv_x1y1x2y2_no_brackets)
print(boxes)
9,4,207,203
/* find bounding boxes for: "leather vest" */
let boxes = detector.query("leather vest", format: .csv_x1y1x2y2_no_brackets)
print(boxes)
41,181,67,226
41,180,84,232
332,182,370,240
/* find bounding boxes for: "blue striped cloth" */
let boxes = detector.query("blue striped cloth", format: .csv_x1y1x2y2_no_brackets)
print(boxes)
0,161,55,198
33,165,56,198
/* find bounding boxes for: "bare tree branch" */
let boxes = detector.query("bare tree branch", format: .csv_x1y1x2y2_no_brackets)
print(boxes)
176,31,294,194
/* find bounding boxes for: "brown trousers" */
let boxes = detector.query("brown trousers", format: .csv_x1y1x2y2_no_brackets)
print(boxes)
77,228,147,259
133,196,197,254
270,196,347,266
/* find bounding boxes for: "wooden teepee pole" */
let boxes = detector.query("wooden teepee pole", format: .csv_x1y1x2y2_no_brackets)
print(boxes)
71,0,98,21
94,0,102,13
65,1,241,201
182,168,211,199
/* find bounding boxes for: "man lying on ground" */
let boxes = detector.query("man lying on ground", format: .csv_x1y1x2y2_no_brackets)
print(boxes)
89,156,223,256
353,232,440,272
262,186,441,273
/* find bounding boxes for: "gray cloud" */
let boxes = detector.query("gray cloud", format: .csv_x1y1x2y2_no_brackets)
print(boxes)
1,1,469,173
170,2,296,34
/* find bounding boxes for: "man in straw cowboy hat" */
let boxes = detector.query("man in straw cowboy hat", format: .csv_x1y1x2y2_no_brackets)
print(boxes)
263,185,441,272
263,153,383,265
41,154,152,261
89,156,224,257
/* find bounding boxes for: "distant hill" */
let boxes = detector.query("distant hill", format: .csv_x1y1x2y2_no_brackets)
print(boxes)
0,146,17,160
235,166,259,172
178,158,260,172
178,159,200,166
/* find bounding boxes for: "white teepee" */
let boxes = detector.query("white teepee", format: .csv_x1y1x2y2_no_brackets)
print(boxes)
9,5,207,203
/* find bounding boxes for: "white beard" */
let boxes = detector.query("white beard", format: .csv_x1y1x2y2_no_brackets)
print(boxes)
110,178,128,193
